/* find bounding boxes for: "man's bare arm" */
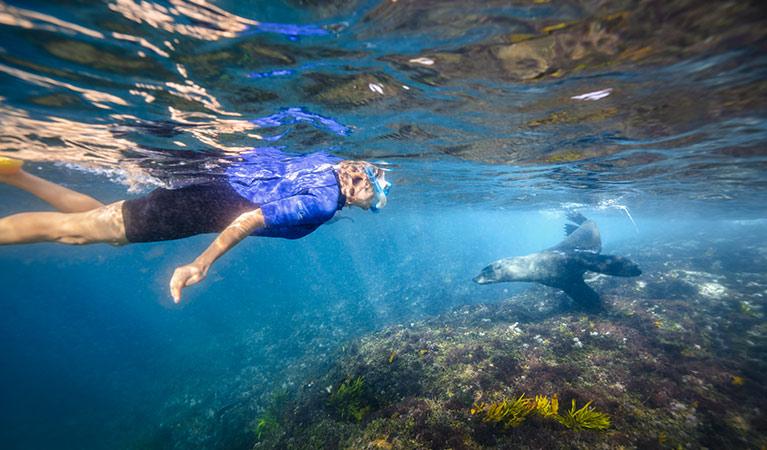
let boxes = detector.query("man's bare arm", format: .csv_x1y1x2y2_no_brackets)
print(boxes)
170,208,265,303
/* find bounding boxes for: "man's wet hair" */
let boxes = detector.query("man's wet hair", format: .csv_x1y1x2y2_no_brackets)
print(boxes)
336,161,382,199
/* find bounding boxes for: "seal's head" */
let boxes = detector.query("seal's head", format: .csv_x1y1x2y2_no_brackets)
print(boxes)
473,262,504,284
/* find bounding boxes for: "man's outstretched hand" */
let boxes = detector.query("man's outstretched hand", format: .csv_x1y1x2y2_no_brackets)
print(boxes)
167,209,264,303
170,262,208,303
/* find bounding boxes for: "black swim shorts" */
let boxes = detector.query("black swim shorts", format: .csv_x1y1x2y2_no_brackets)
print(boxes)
122,179,258,243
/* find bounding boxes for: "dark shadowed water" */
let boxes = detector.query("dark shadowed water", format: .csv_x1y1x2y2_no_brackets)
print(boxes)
0,0,765,449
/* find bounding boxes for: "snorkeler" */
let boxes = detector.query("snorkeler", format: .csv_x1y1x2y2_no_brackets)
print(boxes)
0,152,391,303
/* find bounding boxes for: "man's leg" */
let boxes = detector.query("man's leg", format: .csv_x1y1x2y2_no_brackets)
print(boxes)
0,201,128,246
0,169,104,213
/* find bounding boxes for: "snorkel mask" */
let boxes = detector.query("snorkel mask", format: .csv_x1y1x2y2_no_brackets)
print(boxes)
364,166,391,213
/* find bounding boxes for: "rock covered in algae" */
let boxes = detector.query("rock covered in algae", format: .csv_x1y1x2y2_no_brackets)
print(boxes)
248,231,767,450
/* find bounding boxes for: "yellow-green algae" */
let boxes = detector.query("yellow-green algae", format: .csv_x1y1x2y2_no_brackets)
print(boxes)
328,375,370,422
556,399,611,430
254,389,289,440
473,393,536,428
472,393,609,431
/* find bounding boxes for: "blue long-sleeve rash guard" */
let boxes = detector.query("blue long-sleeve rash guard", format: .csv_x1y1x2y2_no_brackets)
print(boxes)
226,148,344,239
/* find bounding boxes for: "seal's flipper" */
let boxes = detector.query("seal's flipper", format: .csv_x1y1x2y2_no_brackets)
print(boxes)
559,278,601,309
567,210,589,225
549,220,602,253
574,253,642,277
564,223,578,236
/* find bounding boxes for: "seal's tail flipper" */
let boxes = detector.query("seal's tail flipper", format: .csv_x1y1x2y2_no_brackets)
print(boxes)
564,223,579,236
566,210,589,225
560,279,602,310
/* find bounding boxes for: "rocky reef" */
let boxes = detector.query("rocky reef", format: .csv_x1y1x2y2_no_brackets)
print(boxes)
248,232,767,449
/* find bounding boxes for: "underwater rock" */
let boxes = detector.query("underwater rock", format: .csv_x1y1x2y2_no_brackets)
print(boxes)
302,71,412,109
242,229,766,450
44,38,173,77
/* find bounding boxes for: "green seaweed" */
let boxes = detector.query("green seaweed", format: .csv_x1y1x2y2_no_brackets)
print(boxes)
328,376,371,422
255,389,289,440
474,393,536,428
255,416,279,441
556,399,611,430
533,394,559,418
474,394,610,431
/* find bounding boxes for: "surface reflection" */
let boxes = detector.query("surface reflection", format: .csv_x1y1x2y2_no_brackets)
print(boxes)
0,0,763,207
108,0,252,40
0,1,104,39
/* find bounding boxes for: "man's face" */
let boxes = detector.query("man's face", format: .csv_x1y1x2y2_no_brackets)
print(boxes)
360,183,375,209
364,169,388,211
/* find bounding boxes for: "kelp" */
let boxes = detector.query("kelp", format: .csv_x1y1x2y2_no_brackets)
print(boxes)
472,393,609,431
556,400,611,430
328,376,371,421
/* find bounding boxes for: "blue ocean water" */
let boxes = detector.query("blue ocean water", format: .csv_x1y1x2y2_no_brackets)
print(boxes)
0,0,765,448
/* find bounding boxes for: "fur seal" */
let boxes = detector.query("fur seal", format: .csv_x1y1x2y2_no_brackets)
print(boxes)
473,212,641,309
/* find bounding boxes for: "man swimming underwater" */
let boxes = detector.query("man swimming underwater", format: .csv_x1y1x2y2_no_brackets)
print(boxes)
0,150,391,303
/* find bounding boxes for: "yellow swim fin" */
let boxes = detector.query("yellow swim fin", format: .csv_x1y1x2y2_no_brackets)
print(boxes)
0,156,24,174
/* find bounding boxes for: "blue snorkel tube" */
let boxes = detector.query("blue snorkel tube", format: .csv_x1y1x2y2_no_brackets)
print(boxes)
364,166,391,213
